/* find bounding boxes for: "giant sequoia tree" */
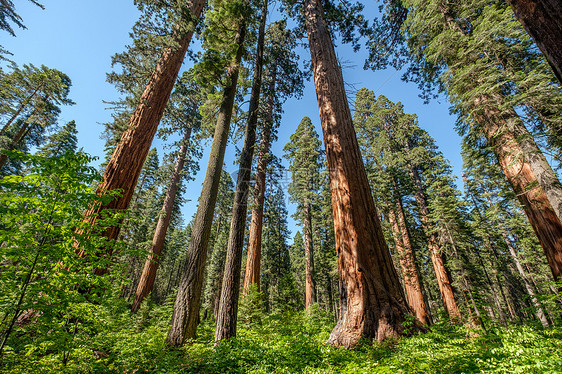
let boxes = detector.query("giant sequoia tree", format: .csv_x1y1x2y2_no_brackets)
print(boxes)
287,0,418,346
371,0,562,281
506,0,562,84
353,91,431,325
79,0,206,256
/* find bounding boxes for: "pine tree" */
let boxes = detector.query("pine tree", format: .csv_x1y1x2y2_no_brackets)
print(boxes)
0,64,74,169
284,116,323,312
36,120,78,158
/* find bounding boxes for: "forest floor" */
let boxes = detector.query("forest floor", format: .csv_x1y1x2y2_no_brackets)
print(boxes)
3,300,562,373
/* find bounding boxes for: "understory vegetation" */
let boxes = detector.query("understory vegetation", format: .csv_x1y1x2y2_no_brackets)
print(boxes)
3,296,562,373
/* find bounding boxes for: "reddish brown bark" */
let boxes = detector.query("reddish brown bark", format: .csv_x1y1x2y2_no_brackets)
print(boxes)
243,74,276,294
474,93,562,281
440,2,562,282
507,0,562,84
215,1,267,342
304,0,415,347
131,127,192,313
407,165,462,320
166,23,246,347
77,0,205,261
387,193,430,325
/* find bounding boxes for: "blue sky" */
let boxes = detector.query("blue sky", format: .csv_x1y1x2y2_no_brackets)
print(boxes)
3,0,464,238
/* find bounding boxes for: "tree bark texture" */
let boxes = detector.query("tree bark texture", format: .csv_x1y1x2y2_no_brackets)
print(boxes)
243,73,276,294
474,93,562,281
166,25,246,347
304,0,414,347
388,192,430,325
131,126,192,313
507,0,562,84
77,0,205,257
215,1,267,342
408,165,462,320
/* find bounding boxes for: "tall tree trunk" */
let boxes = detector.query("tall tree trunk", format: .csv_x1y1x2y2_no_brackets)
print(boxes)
474,93,562,281
388,189,430,325
303,202,316,311
242,74,276,293
501,230,550,327
215,1,266,342
304,0,416,347
166,24,246,347
131,126,192,312
441,3,562,282
77,0,205,260
506,0,562,84
407,164,462,320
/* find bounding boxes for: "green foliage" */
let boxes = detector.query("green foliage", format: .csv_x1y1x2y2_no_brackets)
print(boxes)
238,284,264,328
7,301,560,373
0,150,123,366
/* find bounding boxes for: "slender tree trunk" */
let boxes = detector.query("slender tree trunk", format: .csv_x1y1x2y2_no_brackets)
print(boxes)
0,120,32,168
0,86,42,137
473,94,562,281
304,0,416,347
166,24,246,347
502,231,550,327
388,190,430,325
506,0,562,84
407,164,461,320
242,74,276,293
77,0,206,260
303,202,316,311
131,126,192,312
215,1,266,342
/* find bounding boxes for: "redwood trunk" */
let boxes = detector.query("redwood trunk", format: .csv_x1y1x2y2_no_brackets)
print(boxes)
304,0,414,347
243,73,276,294
215,1,266,342
78,0,205,258
131,126,192,312
166,24,245,347
474,93,562,281
408,165,462,320
507,0,562,84
389,191,430,325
